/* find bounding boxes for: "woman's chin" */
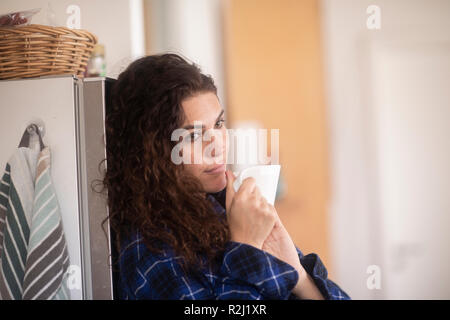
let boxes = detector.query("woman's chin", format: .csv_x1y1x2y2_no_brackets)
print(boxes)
202,173,227,193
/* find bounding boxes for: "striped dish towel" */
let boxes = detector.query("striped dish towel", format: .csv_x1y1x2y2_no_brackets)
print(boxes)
0,146,70,300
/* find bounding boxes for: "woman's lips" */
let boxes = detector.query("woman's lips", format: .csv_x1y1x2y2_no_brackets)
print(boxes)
204,164,226,174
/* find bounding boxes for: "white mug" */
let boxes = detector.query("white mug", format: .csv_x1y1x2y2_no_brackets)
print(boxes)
233,165,281,205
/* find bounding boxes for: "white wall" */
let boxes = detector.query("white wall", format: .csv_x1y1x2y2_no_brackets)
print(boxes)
371,41,450,299
320,0,450,299
146,0,226,107
0,0,145,78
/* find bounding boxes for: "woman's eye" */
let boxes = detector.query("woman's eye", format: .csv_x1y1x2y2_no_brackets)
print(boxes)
215,119,225,128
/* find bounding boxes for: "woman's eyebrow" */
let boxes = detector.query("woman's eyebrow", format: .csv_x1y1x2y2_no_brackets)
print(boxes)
215,109,225,123
182,124,204,130
182,109,224,130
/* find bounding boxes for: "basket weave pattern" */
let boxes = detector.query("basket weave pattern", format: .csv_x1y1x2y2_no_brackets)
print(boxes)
0,24,97,80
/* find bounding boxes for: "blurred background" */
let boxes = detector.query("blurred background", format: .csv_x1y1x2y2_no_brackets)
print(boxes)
1,0,449,299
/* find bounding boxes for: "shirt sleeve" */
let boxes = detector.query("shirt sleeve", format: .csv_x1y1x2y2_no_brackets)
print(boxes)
288,247,351,300
118,241,299,300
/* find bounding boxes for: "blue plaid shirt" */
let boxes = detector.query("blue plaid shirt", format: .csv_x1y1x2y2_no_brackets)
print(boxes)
117,189,350,300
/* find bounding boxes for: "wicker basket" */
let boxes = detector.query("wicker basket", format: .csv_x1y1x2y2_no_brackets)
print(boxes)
0,24,97,80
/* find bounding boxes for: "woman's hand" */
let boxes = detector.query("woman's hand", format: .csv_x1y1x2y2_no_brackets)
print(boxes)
225,170,323,299
261,210,303,272
225,170,276,249
262,205,324,300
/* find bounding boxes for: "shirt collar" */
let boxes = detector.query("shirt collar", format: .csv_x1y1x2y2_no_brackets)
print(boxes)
207,188,226,216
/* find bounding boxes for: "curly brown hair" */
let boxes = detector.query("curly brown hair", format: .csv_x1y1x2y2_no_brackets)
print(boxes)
104,53,230,272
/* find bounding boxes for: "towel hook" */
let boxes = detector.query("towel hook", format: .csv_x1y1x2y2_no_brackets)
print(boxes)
18,123,46,151
27,118,45,139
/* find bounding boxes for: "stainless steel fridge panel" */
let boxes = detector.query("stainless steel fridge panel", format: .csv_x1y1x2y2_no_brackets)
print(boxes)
79,77,114,299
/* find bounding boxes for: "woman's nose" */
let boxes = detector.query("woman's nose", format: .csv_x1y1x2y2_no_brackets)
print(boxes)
207,129,226,160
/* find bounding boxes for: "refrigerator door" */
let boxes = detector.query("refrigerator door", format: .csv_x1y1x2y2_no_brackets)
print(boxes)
0,75,84,299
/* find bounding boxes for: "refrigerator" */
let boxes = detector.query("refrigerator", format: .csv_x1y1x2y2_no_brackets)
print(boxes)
0,75,115,299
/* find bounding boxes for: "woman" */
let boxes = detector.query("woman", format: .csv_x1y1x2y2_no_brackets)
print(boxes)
104,53,350,300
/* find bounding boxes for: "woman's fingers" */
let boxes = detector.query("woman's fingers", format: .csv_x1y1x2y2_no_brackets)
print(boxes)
227,176,278,249
238,177,257,195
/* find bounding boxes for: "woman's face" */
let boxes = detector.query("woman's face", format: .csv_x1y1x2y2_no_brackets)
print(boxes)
180,92,228,193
